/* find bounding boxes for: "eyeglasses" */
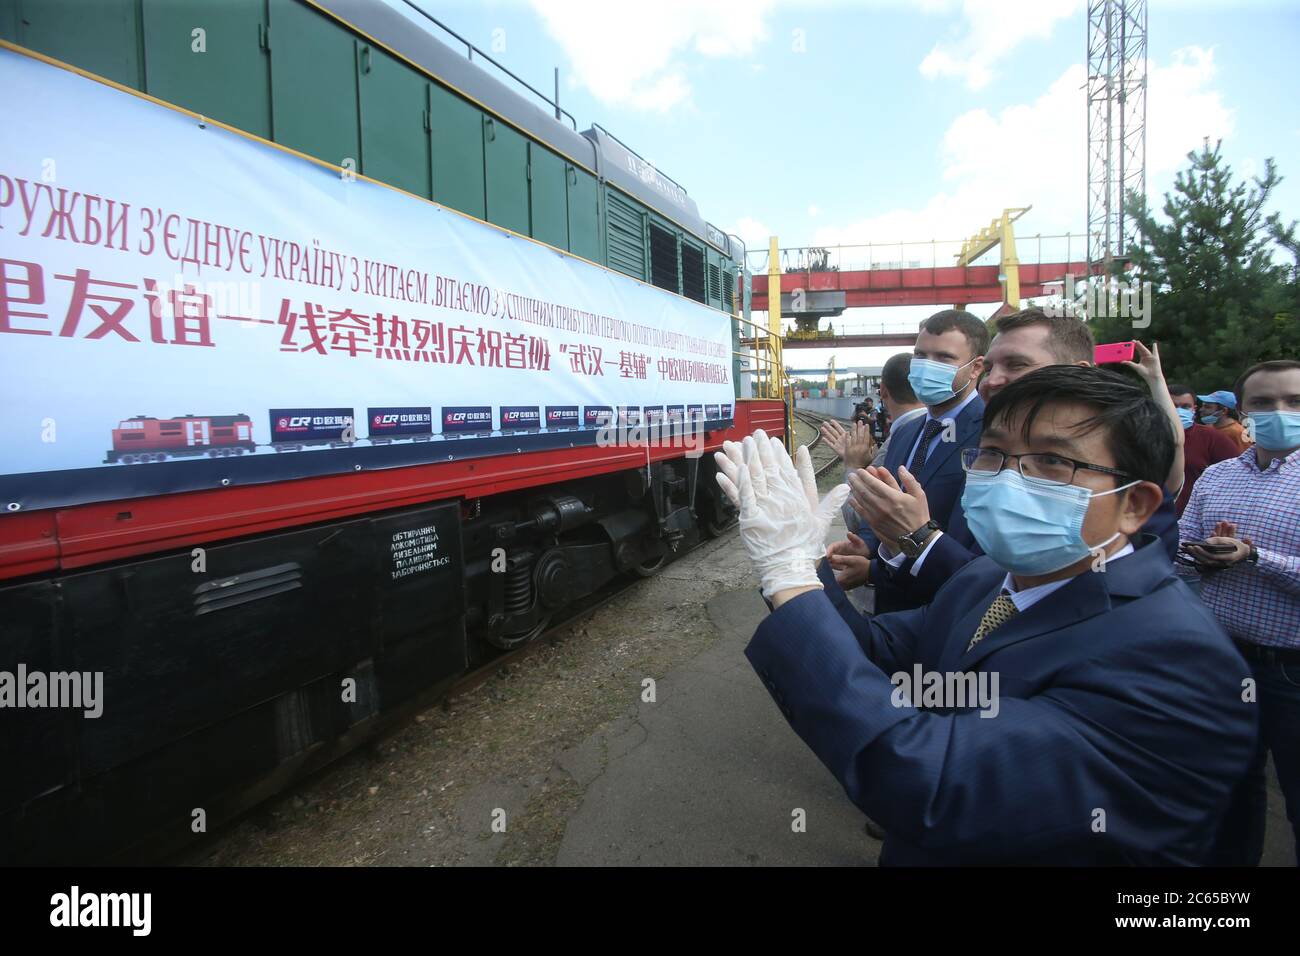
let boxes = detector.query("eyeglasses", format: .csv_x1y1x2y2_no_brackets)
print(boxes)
960,447,1133,487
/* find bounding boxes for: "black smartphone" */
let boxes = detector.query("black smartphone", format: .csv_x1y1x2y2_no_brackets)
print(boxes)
1180,540,1238,555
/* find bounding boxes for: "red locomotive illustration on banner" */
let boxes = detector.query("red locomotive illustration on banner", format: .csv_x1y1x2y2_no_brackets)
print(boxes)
105,414,256,464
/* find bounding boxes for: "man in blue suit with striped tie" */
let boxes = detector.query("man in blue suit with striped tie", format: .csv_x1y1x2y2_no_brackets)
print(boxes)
716,366,1256,865
854,309,988,612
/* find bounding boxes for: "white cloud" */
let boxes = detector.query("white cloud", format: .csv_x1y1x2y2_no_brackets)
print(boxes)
814,46,1234,253
528,0,776,112
919,0,1082,90
730,216,776,250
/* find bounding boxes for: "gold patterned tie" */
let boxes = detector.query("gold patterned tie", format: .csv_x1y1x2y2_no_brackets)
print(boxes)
967,592,1018,652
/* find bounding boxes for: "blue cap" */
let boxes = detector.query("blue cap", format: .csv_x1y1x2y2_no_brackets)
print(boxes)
1196,389,1236,409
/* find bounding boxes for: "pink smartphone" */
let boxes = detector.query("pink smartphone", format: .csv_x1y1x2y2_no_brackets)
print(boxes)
1094,341,1136,364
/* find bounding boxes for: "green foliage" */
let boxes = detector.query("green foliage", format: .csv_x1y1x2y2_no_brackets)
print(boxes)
1088,141,1300,387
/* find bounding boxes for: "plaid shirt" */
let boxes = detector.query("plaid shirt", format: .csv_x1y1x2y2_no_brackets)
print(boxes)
1179,448,1300,648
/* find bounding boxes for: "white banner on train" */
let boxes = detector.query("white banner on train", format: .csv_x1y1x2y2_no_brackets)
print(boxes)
0,48,735,507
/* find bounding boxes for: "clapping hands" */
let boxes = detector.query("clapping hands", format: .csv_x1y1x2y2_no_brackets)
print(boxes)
714,429,850,600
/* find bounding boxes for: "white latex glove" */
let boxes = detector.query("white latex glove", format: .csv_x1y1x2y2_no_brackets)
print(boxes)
714,428,850,599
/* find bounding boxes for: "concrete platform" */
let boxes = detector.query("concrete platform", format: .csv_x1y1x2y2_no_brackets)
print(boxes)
555,585,879,866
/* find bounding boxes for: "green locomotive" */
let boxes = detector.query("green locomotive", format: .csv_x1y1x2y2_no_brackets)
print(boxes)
0,0,776,863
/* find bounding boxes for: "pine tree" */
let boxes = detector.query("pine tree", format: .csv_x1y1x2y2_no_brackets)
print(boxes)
1089,141,1299,386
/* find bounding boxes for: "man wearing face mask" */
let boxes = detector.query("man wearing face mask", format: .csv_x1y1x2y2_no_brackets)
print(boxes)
847,309,987,612
1197,389,1254,455
1180,360,1300,866
716,366,1256,865
1169,384,1239,515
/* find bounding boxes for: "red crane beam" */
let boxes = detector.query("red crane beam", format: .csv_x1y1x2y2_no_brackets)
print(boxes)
748,262,1091,311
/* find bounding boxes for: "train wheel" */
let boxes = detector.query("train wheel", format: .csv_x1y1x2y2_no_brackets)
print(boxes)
487,615,551,651
704,514,737,537
120,454,137,465
633,554,667,577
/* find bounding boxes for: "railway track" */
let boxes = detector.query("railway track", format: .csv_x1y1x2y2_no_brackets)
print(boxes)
792,408,847,479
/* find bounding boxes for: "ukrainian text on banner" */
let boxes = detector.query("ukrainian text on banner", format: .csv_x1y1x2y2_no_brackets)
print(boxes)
0,48,734,510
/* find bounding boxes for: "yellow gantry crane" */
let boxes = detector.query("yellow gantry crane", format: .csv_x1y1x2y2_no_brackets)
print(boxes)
954,206,1031,310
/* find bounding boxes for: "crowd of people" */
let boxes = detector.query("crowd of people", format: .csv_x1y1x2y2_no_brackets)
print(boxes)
717,306,1299,866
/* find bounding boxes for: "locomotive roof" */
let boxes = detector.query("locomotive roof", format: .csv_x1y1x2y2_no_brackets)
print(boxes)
316,0,734,258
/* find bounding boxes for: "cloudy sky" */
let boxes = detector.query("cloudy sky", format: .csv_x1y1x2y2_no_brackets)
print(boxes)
395,0,1300,372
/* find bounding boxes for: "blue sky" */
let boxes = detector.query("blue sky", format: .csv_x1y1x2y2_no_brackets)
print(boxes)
396,0,1300,371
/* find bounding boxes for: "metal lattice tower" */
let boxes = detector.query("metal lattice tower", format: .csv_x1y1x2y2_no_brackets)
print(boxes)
1087,0,1148,272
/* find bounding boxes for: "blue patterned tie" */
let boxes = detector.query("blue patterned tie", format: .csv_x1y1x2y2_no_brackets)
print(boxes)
909,418,946,474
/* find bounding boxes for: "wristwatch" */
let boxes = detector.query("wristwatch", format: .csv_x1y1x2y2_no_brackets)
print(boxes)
898,519,941,558
1247,546,1259,564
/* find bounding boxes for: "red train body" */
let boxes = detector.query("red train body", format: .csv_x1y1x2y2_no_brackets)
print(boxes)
106,414,257,464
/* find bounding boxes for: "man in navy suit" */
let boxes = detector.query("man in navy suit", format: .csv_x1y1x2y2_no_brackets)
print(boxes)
715,366,1255,865
852,309,988,612
833,308,1187,608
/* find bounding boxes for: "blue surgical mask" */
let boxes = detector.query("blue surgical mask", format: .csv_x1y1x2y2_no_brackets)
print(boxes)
1200,414,1220,425
960,469,1141,576
1248,410,1300,450
1176,407,1195,429
909,356,977,406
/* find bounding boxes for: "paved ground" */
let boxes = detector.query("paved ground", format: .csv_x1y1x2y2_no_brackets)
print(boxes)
554,583,876,865
184,502,1294,867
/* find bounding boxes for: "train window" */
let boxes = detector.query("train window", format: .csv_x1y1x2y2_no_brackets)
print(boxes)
649,223,679,293
681,242,706,303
